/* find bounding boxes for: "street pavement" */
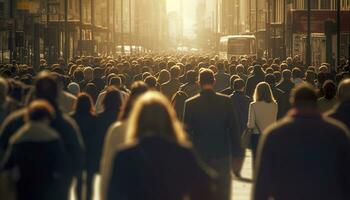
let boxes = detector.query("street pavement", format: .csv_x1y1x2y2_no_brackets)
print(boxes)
71,151,253,200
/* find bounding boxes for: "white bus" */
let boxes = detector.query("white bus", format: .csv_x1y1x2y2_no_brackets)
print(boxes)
219,35,257,60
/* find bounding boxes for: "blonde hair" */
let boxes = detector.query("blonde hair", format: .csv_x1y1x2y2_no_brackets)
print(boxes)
253,82,276,103
126,91,188,144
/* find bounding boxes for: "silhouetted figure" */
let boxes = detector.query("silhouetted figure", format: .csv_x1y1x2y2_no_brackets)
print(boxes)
265,74,288,119
245,65,265,98
254,84,350,200
214,62,230,92
100,81,149,200
172,91,188,121
230,79,251,177
1,100,66,200
183,69,241,200
107,91,217,200
179,70,200,98
318,80,338,113
0,72,84,200
276,69,295,96
327,78,350,129
71,93,98,200
161,66,182,99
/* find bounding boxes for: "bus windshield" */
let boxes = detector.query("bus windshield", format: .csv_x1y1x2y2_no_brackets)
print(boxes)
227,39,254,55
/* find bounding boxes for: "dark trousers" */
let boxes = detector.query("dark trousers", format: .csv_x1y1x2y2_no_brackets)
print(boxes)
207,157,231,200
77,171,95,200
251,133,261,174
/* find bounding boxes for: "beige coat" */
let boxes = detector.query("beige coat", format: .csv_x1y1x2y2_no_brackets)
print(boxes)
247,101,278,133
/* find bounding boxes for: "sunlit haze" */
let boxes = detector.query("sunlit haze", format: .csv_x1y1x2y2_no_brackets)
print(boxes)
167,0,196,38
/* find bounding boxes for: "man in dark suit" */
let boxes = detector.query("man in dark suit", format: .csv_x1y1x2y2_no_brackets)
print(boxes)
254,84,350,200
183,69,242,200
265,74,289,119
230,78,251,177
160,65,182,99
327,78,350,129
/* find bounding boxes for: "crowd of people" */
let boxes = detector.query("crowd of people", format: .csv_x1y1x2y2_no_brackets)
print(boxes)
0,54,349,200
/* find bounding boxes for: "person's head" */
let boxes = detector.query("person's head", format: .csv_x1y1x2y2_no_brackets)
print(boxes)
273,71,281,83
67,82,80,96
217,62,225,71
74,93,95,115
83,67,93,81
199,69,215,89
236,64,244,74
93,67,103,80
337,78,350,102
109,76,122,88
126,91,187,144
26,100,56,124
229,75,240,89
170,65,181,79
158,69,170,84
322,80,336,100
119,81,149,120
305,70,316,83
102,87,123,113
84,83,98,101
290,84,318,109
35,71,59,105
265,74,276,86
281,69,292,81
253,64,264,75
144,76,158,89
0,77,9,104
186,70,197,83
253,82,276,103
233,78,245,92
292,67,302,79
73,69,84,82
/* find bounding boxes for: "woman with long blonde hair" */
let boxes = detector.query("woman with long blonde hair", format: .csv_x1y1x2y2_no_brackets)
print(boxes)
247,82,278,165
106,91,216,200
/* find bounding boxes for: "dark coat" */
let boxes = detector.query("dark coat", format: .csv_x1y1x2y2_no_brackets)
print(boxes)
276,79,294,96
327,101,350,129
1,123,66,200
245,73,265,98
214,71,230,92
107,136,216,200
183,90,241,172
270,86,289,119
160,79,182,100
254,110,350,200
0,106,85,200
230,91,251,140
179,82,200,98
220,87,234,96
71,112,99,173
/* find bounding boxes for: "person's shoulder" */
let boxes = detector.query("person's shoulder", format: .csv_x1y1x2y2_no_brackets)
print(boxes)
322,116,350,137
1,108,26,127
263,116,295,137
63,91,77,101
185,93,200,103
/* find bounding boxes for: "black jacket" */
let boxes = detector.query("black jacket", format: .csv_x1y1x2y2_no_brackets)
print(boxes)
327,101,350,129
254,110,350,200
72,112,99,173
0,106,85,179
245,73,265,98
160,79,182,100
183,90,241,163
230,91,251,140
1,122,66,200
107,136,217,200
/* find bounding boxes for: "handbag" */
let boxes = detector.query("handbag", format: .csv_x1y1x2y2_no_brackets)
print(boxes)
241,128,253,149
241,107,261,149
